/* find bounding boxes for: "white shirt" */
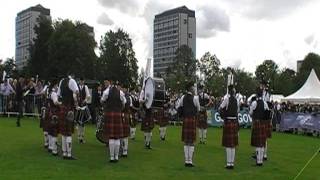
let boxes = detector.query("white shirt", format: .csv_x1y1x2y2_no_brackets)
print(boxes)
220,94,240,111
40,85,48,95
177,93,201,112
101,86,126,107
57,78,79,96
249,98,269,115
50,91,61,105
0,82,15,96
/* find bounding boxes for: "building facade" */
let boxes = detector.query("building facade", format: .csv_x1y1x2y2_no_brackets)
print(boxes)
15,4,51,70
153,6,196,77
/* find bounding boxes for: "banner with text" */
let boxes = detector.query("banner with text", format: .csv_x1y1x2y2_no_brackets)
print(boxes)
280,112,320,132
207,109,252,127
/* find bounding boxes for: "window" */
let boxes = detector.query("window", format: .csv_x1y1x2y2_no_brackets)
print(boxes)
188,33,192,38
184,19,187,24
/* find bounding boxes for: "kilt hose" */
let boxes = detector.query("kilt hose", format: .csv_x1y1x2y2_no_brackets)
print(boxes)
182,117,197,144
222,119,239,148
197,110,208,129
122,111,131,138
58,105,74,136
251,119,267,147
141,109,154,132
104,111,124,139
154,109,169,127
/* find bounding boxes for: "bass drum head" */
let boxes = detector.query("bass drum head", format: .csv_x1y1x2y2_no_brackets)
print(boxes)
144,77,154,109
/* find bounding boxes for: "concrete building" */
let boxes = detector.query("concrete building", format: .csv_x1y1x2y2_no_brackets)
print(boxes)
153,6,196,77
15,4,51,70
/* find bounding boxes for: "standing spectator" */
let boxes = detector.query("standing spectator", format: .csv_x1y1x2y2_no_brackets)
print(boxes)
16,75,26,127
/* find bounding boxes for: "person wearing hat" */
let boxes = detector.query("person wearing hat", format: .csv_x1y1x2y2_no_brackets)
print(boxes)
15,74,27,127
101,79,126,163
57,74,79,160
76,77,91,144
177,82,200,167
197,85,212,144
250,87,269,166
261,83,272,161
219,85,240,169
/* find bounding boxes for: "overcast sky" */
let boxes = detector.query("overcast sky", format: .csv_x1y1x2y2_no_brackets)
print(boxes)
1,0,320,72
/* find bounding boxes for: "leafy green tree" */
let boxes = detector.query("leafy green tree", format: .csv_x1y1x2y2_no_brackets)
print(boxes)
234,68,257,97
296,52,320,90
98,29,138,88
198,52,220,82
255,60,279,92
165,45,197,93
274,68,296,96
27,15,53,79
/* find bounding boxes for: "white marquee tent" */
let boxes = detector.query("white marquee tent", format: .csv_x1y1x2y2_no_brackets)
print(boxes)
282,69,320,104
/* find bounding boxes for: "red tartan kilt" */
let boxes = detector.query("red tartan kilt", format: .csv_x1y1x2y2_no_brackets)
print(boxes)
222,119,239,147
58,106,74,136
262,120,272,138
155,110,169,127
104,112,123,139
182,117,197,144
197,111,208,129
122,113,130,138
251,120,267,147
141,112,154,132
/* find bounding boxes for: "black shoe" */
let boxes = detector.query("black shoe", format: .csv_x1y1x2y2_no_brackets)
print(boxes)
114,159,119,163
109,159,115,163
256,163,263,167
63,156,68,160
185,163,189,167
263,157,268,161
48,149,52,153
79,139,84,144
252,155,257,159
122,154,128,158
67,156,77,160
44,145,48,149
52,153,58,156
225,165,232,169
189,163,195,167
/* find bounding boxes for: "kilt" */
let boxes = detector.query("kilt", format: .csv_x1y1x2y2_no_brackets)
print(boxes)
104,111,123,139
182,117,197,144
222,119,239,147
155,109,169,127
40,108,50,132
122,112,130,138
58,105,74,136
251,119,267,147
141,109,154,132
129,111,138,128
262,120,272,138
47,110,59,137
197,110,208,129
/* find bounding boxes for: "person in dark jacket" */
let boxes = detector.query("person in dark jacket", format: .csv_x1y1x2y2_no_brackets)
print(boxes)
15,75,26,127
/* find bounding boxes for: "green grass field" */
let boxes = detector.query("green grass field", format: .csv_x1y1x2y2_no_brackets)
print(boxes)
0,117,319,180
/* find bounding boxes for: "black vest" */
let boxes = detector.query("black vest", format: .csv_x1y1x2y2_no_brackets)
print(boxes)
105,86,122,112
253,99,265,120
79,85,86,102
124,92,131,112
226,96,238,117
182,94,197,118
60,78,74,106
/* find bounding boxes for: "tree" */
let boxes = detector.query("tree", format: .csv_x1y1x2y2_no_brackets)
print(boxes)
296,52,320,90
234,69,258,97
255,60,279,92
98,29,138,88
47,19,97,79
198,52,220,82
274,68,296,96
27,15,53,79
165,45,197,93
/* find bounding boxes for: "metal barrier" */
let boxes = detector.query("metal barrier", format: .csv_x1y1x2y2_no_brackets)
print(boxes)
0,94,43,117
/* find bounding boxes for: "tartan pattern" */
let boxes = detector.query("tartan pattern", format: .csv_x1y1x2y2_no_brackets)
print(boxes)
222,119,239,147
58,105,74,136
104,111,123,139
122,112,130,138
197,110,208,129
40,108,50,132
251,119,267,147
262,120,272,138
182,117,197,144
154,109,169,127
141,110,154,132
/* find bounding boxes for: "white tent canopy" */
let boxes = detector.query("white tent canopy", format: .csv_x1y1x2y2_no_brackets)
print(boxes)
282,69,320,104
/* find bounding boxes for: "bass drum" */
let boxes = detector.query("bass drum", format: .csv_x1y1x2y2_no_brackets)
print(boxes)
144,77,166,109
95,109,108,144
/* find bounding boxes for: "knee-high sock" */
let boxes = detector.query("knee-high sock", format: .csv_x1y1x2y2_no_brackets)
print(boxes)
145,132,152,145
231,148,236,166
114,139,121,160
48,134,52,150
130,128,135,138
256,147,263,164
203,129,207,141
66,136,72,157
78,126,85,140
122,138,128,155
264,141,268,158
163,127,167,137
144,133,148,145
62,136,67,156
226,148,231,166
109,139,115,160
51,136,57,154
184,145,189,163
199,129,203,142
44,132,49,146
188,146,195,164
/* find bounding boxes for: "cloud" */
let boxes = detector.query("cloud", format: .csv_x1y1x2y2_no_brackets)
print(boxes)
97,13,114,26
304,33,315,45
225,0,315,20
197,5,230,38
97,0,140,15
